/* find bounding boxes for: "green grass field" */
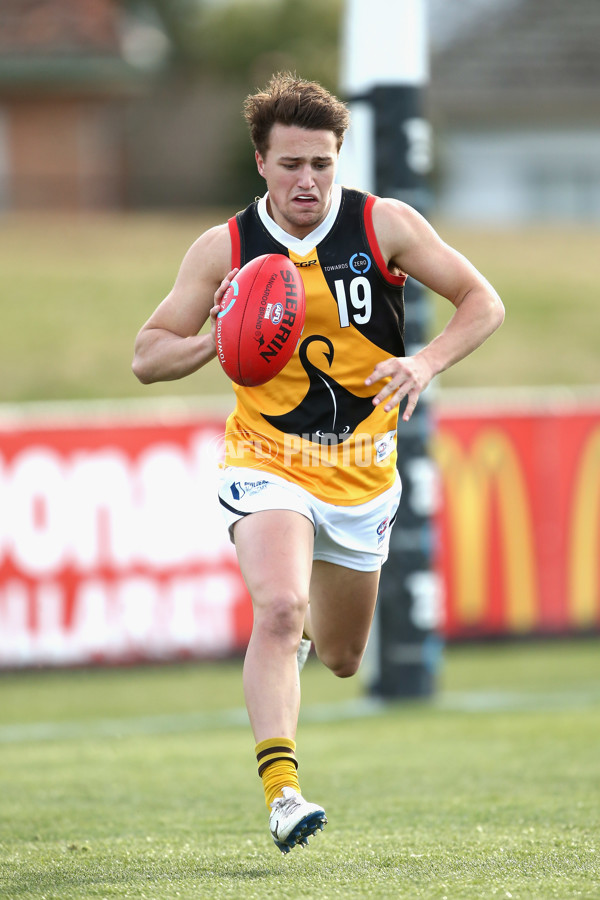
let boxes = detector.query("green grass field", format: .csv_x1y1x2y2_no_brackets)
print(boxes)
1,212,600,404
1,640,599,899
1,213,599,898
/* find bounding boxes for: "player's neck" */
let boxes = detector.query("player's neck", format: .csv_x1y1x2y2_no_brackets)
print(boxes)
260,186,342,250
265,196,332,241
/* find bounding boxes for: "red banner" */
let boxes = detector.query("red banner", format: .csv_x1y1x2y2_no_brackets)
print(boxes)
434,400,600,638
0,414,252,667
1,399,599,667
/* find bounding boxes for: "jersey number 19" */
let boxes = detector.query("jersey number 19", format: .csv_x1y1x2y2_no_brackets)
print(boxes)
334,277,372,327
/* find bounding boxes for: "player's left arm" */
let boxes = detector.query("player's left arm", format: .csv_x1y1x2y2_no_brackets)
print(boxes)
365,198,505,421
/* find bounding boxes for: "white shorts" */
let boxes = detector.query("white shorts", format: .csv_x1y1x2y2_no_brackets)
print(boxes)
218,466,402,572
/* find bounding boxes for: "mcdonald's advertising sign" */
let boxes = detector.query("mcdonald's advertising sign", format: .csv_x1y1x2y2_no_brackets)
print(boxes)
434,401,600,639
0,399,599,667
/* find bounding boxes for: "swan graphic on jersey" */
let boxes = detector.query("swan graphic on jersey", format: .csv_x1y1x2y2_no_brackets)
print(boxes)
262,335,377,444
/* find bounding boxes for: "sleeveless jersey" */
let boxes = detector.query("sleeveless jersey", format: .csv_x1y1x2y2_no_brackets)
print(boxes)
223,186,406,506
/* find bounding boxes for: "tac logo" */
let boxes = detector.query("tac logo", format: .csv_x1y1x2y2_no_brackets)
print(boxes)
217,277,239,318
270,302,284,325
349,252,371,275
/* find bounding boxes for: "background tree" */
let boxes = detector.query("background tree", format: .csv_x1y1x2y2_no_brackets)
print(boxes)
120,0,343,202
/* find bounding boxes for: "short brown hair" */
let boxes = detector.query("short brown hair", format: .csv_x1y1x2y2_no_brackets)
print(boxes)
243,72,350,157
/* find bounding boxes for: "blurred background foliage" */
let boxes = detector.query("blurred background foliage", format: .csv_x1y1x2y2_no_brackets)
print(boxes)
119,0,344,202
121,0,343,84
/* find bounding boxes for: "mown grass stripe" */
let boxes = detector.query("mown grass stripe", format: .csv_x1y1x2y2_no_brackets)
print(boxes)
1,687,599,744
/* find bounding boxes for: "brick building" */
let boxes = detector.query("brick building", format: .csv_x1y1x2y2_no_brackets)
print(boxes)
0,0,149,210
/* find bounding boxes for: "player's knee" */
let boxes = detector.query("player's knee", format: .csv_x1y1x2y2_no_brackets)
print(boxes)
319,647,362,679
332,659,361,679
255,590,307,642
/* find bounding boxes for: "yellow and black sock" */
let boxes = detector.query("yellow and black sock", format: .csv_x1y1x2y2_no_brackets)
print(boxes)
255,737,300,808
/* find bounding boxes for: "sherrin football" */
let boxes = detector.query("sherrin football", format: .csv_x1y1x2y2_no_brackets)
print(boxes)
216,253,305,387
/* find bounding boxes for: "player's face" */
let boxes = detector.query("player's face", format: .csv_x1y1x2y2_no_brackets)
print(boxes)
256,124,339,239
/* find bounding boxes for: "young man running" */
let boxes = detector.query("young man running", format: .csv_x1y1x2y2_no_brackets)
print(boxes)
133,72,504,853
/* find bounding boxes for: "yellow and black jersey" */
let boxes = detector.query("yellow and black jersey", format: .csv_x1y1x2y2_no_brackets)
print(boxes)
223,185,406,506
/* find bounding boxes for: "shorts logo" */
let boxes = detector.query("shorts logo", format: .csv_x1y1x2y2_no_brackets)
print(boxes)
231,479,269,501
231,482,245,501
377,517,389,539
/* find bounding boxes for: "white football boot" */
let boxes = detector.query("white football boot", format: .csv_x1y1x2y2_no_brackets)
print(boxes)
297,637,312,673
269,787,327,853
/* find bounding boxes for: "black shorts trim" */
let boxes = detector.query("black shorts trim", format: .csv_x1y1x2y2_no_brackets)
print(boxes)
218,497,250,517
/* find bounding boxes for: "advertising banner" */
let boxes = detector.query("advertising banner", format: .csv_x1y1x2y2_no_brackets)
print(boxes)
1,399,599,667
0,414,252,667
435,401,600,639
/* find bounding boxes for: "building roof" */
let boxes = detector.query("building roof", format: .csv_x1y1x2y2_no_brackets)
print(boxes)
0,0,152,94
0,0,121,55
429,0,600,126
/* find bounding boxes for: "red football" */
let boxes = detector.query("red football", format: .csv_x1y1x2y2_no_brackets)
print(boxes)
215,253,305,387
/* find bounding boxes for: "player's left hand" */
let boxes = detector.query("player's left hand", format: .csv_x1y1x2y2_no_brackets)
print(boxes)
365,353,434,422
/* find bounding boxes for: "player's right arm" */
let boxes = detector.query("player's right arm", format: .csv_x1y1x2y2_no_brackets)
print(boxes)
132,223,237,384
